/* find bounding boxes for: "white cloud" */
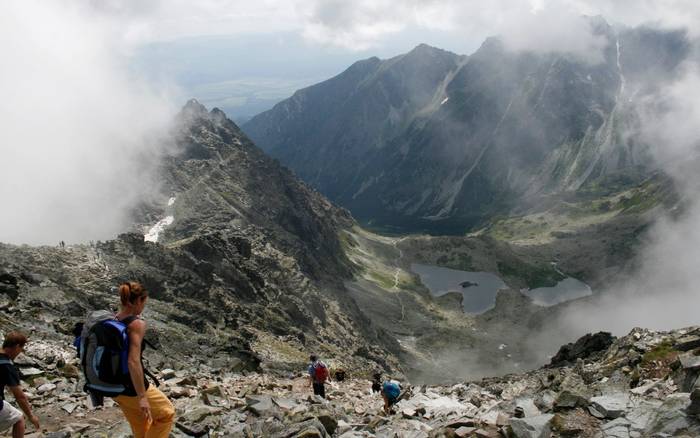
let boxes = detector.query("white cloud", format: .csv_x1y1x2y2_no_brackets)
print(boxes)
38,1,699,59
497,3,610,64
0,1,175,245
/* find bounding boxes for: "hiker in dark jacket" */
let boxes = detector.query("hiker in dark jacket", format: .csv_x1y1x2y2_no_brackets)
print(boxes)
371,372,382,393
307,354,329,398
0,332,40,437
113,282,174,438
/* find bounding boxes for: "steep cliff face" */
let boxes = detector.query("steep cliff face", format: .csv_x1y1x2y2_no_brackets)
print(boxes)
243,44,464,202
244,23,690,234
151,99,355,281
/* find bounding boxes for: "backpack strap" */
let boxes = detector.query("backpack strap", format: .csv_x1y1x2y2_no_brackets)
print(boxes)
115,316,160,387
144,367,160,387
117,315,138,326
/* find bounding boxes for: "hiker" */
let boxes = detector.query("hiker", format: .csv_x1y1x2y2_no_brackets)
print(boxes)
307,354,329,398
371,372,382,393
0,332,40,437
113,282,174,438
381,379,402,414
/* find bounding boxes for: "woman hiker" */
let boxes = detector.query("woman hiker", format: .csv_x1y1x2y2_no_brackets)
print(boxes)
114,282,175,438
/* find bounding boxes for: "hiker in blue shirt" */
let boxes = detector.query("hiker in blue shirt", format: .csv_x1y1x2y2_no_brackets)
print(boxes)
381,379,402,414
307,354,329,398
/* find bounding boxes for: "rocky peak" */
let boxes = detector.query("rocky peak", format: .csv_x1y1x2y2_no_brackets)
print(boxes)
180,97,209,119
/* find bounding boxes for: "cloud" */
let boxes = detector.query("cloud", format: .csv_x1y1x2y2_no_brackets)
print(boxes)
0,1,175,245
37,1,698,62
497,4,610,64
532,60,700,349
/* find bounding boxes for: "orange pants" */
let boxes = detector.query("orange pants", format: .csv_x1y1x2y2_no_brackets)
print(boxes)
115,386,175,438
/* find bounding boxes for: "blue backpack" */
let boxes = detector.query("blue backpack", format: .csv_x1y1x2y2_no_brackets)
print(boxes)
80,311,135,397
383,381,401,401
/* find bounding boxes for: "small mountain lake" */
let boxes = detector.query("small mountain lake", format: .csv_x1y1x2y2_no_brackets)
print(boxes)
410,263,593,314
410,263,507,314
523,277,592,306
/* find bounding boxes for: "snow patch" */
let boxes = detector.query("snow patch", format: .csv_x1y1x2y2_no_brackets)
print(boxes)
144,216,174,243
144,196,177,243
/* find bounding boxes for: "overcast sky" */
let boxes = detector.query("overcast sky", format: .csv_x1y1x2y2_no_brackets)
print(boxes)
115,0,700,120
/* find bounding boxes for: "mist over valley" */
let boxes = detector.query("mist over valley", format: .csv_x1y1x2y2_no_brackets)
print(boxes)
2,2,700,436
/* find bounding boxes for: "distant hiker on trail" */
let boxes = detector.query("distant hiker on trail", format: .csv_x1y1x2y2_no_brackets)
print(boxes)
308,354,329,399
371,372,382,393
113,282,174,438
380,379,402,414
0,332,40,437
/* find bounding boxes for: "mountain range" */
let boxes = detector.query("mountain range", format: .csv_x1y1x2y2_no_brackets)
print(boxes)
243,19,690,234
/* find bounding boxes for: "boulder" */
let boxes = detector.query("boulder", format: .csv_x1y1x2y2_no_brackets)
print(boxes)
59,364,80,379
314,412,338,435
514,397,541,417
688,388,700,416
510,414,554,438
246,394,280,417
678,352,700,370
181,405,223,423
675,335,700,352
20,367,44,378
551,409,601,437
588,394,629,419
278,419,330,438
160,368,177,380
601,417,631,438
454,426,476,437
646,393,694,436
37,383,57,393
554,390,589,410
549,332,615,367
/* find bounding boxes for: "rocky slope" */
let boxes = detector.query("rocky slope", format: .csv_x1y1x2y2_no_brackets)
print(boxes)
0,101,402,383
3,308,699,437
243,21,689,234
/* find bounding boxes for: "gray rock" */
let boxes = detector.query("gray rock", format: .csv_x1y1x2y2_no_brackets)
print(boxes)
589,393,629,419
679,353,700,370
647,393,694,436
20,367,43,378
246,394,280,417
276,419,330,438
534,390,556,413
181,405,223,423
454,426,476,437
510,414,554,438
555,389,589,410
314,412,338,435
272,397,299,411
514,397,541,418
688,388,700,416
160,368,177,380
626,399,663,432
37,383,57,393
602,417,631,438
675,335,700,351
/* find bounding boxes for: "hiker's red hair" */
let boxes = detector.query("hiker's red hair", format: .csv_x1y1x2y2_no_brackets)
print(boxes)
119,281,148,306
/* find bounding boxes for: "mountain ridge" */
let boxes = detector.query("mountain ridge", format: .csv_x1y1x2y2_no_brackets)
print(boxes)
243,22,690,234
